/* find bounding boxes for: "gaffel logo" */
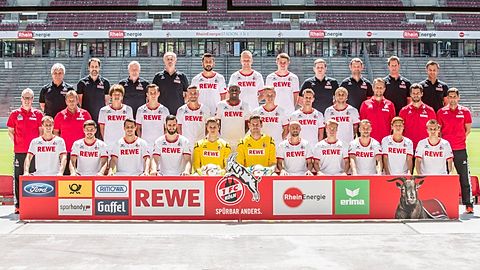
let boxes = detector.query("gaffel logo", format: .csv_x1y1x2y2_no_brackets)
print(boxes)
95,199,129,216
23,181,55,197
215,176,245,206
69,183,82,194
283,187,327,208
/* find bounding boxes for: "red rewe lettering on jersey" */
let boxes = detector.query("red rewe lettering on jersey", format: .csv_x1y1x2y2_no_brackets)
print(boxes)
162,147,181,154
203,150,219,157
273,81,291,88
135,189,201,207
107,115,126,121
322,149,340,155
425,151,443,157
333,116,350,122
237,81,256,87
185,115,203,122
262,116,278,123
355,151,374,158
38,146,55,152
388,148,406,154
120,148,140,155
199,83,217,89
224,111,243,117
248,149,265,155
286,151,305,158
79,151,98,157
298,119,317,125
144,115,162,121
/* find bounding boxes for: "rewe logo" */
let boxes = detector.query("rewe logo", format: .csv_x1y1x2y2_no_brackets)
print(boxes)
335,180,370,215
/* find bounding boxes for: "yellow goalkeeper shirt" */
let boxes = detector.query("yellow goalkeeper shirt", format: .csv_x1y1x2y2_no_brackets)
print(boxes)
193,138,232,173
236,134,276,167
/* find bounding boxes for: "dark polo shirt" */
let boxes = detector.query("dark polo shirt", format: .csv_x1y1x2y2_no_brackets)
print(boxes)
419,78,448,112
152,70,189,115
300,76,339,115
340,76,373,111
118,76,149,118
39,81,75,117
383,75,411,115
77,75,110,122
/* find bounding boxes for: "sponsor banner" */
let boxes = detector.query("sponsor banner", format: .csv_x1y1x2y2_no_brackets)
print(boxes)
58,198,92,216
22,181,55,197
335,180,370,215
273,180,333,215
58,180,92,198
131,181,204,216
95,181,129,198
95,199,129,216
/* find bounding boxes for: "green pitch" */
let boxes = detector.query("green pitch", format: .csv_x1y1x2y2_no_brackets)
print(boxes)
0,128,479,176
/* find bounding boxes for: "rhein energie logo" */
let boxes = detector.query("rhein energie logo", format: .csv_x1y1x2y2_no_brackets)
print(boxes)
335,180,370,215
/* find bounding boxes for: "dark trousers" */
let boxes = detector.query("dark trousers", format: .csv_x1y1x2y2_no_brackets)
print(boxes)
453,149,472,206
63,153,71,175
13,153,35,208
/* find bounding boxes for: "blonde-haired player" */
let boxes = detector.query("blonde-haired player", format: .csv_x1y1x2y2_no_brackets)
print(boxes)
381,117,413,175
348,119,383,175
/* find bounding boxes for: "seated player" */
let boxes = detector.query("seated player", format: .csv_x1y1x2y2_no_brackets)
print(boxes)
108,119,150,176
348,119,383,175
192,117,232,175
24,116,67,176
313,119,349,175
276,121,313,176
381,117,413,175
70,120,108,176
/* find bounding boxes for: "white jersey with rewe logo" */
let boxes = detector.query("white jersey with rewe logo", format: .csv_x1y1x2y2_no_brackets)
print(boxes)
313,139,348,175
324,105,360,146
98,104,134,149
27,136,67,176
110,137,149,176
265,72,299,116
191,72,227,114
251,105,288,145
276,139,312,175
289,109,325,147
348,138,382,175
176,103,211,147
153,134,192,175
381,135,414,175
415,138,453,175
71,138,108,176
229,70,264,109
135,104,170,147
215,100,251,149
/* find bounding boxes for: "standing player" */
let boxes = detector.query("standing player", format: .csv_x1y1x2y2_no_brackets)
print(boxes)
313,119,349,175
437,88,473,213
276,121,313,176
419,60,448,112
77,57,111,131
24,116,67,176
383,56,411,116
415,119,453,176
190,53,227,114
151,115,192,176
236,115,276,169
381,117,413,175
177,85,211,147
399,83,436,151
118,61,149,119
70,120,108,176
39,63,75,117
324,87,360,146
340,58,373,111
135,84,170,148
7,88,43,213
98,84,134,150
348,120,383,175
53,90,92,175
229,50,264,109
216,85,251,150
265,53,299,116
300,58,339,115
289,88,325,147
251,86,288,145
192,118,232,175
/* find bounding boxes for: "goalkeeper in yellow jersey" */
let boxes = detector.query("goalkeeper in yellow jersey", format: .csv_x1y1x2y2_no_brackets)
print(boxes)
236,114,276,175
192,117,232,175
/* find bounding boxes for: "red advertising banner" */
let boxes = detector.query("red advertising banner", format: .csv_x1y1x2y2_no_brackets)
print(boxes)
20,175,459,220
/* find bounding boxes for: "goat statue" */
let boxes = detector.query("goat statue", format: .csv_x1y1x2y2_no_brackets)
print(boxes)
387,176,428,219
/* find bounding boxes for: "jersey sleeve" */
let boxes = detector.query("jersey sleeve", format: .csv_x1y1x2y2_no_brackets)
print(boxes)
465,108,473,124
176,108,185,125
27,140,36,155
312,144,321,160
58,138,67,154
243,103,251,119
317,112,325,128
70,141,80,156
218,75,227,95
98,141,108,157
348,141,356,155
359,101,367,120
53,112,63,131
351,107,360,124
192,142,202,172
110,141,120,157
276,143,285,159
236,141,247,167
381,137,388,155
103,80,111,95
256,73,264,93
140,140,150,158
415,141,425,159
341,143,349,159
366,82,374,97
39,87,46,103
228,73,237,87
373,141,382,156
299,79,311,96
267,137,276,166
182,138,192,155
444,141,453,159
6,112,16,128
135,107,143,125
203,105,212,119
76,81,86,95
406,139,414,156
215,103,223,118
126,106,134,119
181,74,189,92
265,74,273,87
98,108,106,124
292,75,300,93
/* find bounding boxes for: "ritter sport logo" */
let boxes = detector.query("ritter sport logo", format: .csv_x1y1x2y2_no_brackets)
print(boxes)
335,180,370,215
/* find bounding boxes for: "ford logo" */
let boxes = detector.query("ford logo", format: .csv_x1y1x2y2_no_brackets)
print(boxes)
24,183,54,195
96,185,127,193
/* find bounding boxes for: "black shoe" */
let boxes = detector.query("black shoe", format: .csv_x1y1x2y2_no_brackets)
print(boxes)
14,207,19,214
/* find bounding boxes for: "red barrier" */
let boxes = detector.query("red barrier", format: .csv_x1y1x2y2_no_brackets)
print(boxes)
0,175,14,205
20,175,459,220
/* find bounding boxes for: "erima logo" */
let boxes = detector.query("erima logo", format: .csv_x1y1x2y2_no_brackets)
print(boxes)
341,188,365,206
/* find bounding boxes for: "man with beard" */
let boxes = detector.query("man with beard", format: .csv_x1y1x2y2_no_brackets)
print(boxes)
177,85,211,147
359,78,395,143
419,60,448,112
276,121,313,176
151,115,192,176
118,61,149,119
313,119,349,175
39,63,75,117
340,58,373,111
229,50,264,109
77,58,111,134
190,53,227,114
348,119,383,175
